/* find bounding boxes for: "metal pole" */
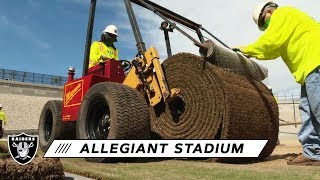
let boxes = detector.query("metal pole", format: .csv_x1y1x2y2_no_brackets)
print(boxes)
293,99,297,128
279,122,302,126
201,27,230,49
196,29,205,43
124,0,146,54
82,0,96,76
130,0,202,31
135,0,202,48
163,29,172,58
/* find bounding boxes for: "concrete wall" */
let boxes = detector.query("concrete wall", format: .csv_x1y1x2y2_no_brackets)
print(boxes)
0,79,63,97
0,80,63,131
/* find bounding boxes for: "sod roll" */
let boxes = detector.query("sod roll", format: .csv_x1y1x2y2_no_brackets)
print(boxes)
206,40,268,81
150,53,279,161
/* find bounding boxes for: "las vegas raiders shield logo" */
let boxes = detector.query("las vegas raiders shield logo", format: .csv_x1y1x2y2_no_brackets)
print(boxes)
8,133,39,165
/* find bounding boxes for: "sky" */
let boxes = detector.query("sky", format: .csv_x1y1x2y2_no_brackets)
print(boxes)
0,0,319,95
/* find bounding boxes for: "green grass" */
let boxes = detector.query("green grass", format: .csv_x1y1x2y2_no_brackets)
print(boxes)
60,158,320,180
0,153,10,158
0,141,9,158
1,141,320,179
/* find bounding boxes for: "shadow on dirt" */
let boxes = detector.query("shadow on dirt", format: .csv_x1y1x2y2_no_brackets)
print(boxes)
263,153,300,162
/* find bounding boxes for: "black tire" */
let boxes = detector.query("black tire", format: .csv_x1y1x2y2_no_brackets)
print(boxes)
38,100,63,152
61,122,76,140
77,82,150,163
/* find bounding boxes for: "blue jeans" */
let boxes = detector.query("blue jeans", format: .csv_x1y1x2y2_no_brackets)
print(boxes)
298,67,320,160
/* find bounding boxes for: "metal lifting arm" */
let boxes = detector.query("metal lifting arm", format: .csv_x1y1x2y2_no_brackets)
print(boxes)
129,0,215,58
130,0,237,57
130,0,202,31
131,0,202,47
83,0,96,76
124,0,146,55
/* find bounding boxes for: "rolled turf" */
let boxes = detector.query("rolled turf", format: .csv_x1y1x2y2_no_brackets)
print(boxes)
150,53,279,162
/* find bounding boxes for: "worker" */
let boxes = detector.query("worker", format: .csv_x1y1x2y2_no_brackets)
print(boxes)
0,104,7,138
267,86,278,103
233,1,320,165
89,25,119,68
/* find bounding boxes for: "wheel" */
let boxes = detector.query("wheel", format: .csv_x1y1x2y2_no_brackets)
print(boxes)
77,82,150,163
61,122,76,140
38,100,63,152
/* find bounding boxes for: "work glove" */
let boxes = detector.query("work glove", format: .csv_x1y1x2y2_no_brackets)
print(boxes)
232,47,252,58
232,48,241,52
231,46,245,52
99,55,108,64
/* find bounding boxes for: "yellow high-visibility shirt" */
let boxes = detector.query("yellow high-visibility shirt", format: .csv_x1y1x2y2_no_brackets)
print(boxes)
242,7,320,84
89,41,119,68
0,110,7,125
274,96,278,104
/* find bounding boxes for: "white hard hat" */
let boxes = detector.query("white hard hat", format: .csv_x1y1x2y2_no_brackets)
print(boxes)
102,25,118,36
253,1,277,31
0,104,2,108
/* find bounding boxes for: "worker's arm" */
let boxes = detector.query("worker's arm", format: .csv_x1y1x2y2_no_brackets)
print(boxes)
0,112,7,126
3,113,6,126
89,42,102,67
242,9,293,60
115,49,119,60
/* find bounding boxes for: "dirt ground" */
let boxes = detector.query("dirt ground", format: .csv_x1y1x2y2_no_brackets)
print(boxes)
1,125,318,180
0,142,64,179
59,125,320,180
212,125,306,169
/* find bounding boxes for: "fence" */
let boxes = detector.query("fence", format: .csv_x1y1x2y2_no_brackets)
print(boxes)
278,100,301,127
275,93,300,101
0,68,67,86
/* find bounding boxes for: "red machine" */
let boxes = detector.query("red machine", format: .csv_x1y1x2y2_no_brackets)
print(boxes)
62,60,125,122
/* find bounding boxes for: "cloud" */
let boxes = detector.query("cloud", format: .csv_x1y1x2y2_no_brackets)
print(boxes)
0,15,50,49
132,0,320,93
56,0,122,8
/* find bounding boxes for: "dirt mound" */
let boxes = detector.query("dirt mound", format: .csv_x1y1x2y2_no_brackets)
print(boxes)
0,143,64,179
0,144,8,154
150,53,279,162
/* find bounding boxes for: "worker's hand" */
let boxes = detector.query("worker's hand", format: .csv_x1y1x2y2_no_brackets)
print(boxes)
232,46,245,52
232,47,252,58
99,56,107,64
99,55,108,61
242,53,252,58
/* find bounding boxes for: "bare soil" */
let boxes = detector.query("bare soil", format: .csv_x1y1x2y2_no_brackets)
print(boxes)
0,142,64,180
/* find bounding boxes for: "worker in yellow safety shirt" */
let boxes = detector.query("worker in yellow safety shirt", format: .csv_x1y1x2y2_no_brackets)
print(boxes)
233,1,320,166
0,104,7,138
89,25,119,68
